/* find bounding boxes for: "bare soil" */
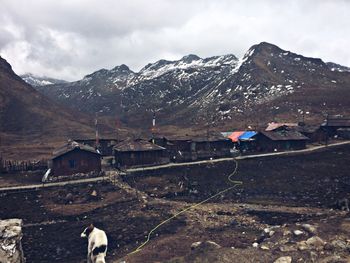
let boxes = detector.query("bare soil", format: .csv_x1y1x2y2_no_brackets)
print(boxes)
0,145,349,263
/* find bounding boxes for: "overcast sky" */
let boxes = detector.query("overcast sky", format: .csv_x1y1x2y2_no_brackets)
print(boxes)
1,0,349,81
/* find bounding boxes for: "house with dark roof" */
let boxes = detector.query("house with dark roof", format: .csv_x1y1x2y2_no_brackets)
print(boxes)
256,129,309,152
153,134,232,162
294,125,327,143
51,141,101,176
113,139,169,168
74,138,118,156
322,115,350,137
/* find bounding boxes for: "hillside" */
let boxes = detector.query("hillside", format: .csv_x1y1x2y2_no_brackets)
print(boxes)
33,42,350,129
0,56,95,145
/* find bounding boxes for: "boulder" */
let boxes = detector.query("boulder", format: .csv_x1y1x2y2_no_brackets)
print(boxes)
301,224,317,235
190,241,221,252
305,236,326,250
274,256,292,263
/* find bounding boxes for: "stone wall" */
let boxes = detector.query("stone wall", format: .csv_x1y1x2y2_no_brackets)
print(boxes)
0,219,25,263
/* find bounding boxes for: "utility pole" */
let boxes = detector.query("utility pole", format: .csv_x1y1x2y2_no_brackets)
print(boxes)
151,111,156,143
95,112,99,150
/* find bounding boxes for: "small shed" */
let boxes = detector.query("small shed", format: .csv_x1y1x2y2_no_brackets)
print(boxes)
114,139,169,168
51,141,101,176
257,130,309,152
237,131,259,153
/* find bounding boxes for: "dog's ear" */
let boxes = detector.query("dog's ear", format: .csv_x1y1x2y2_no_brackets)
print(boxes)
81,224,95,238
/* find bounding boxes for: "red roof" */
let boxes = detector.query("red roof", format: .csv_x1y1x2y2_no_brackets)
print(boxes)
228,131,244,142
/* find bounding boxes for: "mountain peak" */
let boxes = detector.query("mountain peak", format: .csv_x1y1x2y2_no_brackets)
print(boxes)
181,54,201,63
0,56,15,75
111,64,131,72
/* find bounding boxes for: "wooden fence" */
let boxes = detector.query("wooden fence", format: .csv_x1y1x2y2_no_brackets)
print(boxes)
0,159,48,173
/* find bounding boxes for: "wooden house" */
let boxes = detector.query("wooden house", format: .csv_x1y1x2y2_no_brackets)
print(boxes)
337,128,350,139
322,116,350,137
114,139,169,168
153,134,232,162
74,138,118,156
294,125,327,143
237,131,259,153
192,135,232,160
152,136,193,162
265,122,298,132
51,141,101,176
256,130,309,152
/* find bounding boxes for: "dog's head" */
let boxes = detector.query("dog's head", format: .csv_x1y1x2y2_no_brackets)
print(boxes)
81,224,94,238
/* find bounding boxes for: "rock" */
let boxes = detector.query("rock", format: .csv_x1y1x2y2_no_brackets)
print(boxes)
252,242,259,248
269,230,276,237
301,224,317,235
65,193,74,203
330,239,348,251
260,245,270,250
279,245,297,252
191,241,221,252
293,230,304,236
274,256,292,263
0,219,24,263
191,241,202,250
320,255,349,263
309,251,318,262
305,236,326,250
283,230,292,236
297,241,309,251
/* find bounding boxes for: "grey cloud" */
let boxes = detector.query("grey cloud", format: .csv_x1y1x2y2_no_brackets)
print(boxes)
0,0,349,81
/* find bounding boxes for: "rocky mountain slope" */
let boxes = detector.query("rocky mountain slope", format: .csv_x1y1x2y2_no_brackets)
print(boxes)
0,56,95,143
33,42,350,128
20,73,67,87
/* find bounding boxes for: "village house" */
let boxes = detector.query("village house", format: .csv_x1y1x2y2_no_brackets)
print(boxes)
74,138,118,156
153,134,232,162
322,115,350,137
51,141,102,176
113,138,169,168
265,122,299,132
257,130,309,152
237,131,259,153
294,124,328,143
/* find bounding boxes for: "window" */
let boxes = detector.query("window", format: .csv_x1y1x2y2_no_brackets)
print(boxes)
69,160,76,168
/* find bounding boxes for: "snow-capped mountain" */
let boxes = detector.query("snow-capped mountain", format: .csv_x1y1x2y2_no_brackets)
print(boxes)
326,62,350,73
21,73,67,87
33,42,350,128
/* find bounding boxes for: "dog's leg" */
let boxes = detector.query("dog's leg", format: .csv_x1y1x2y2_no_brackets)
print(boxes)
87,252,92,263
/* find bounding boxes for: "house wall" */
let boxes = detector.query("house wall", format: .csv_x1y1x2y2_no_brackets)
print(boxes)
301,129,328,143
195,140,232,160
256,135,306,152
115,150,169,168
52,149,101,176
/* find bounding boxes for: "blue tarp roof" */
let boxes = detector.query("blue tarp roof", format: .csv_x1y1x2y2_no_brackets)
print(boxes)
238,131,257,140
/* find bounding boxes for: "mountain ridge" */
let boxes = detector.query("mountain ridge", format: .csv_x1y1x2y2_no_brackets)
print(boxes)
24,42,350,128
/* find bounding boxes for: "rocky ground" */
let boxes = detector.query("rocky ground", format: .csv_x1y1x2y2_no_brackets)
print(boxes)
0,144,349,262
